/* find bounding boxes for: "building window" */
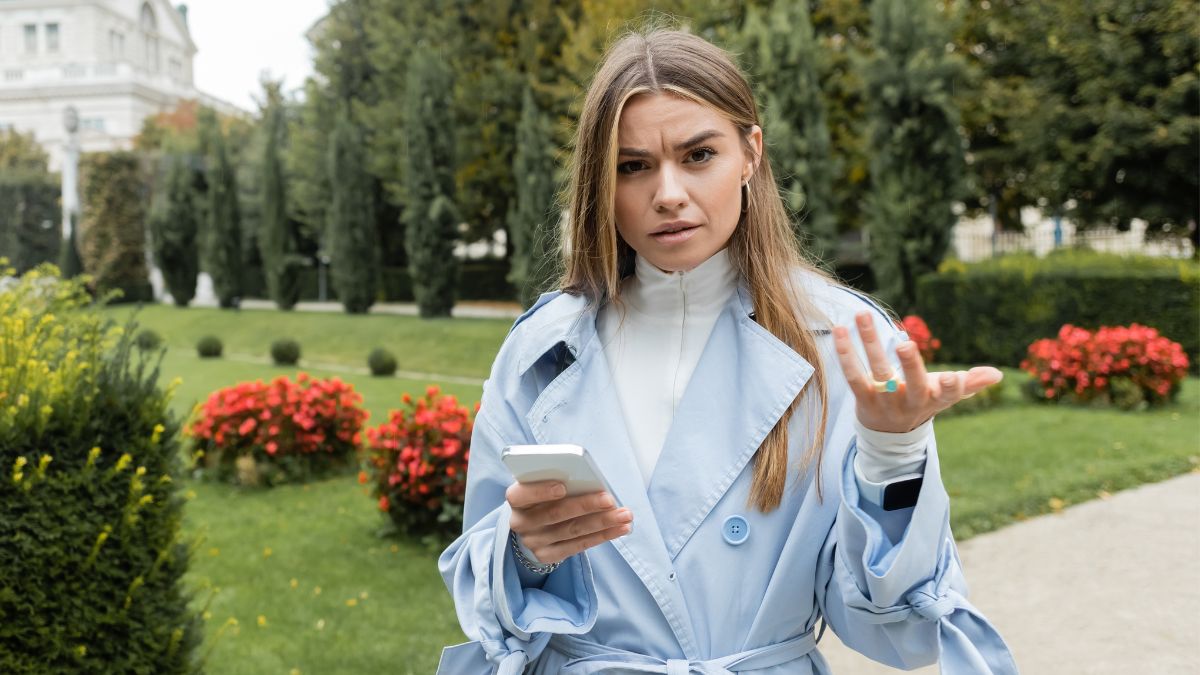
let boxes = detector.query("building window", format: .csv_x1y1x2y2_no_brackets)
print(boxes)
24,24,37,54
109,30,125,58
46,23,60,53
81,118,106,132
168,57,181,79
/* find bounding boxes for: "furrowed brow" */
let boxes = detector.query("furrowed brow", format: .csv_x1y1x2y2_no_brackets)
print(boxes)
618,129,725,157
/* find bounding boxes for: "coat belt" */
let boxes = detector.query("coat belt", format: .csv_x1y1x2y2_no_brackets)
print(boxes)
547,629,818,674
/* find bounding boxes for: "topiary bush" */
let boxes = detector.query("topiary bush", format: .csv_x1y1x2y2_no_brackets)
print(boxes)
367,348,398,377
136,328,164,352
270,338,301,366
196,335,222,358
0,263,200,673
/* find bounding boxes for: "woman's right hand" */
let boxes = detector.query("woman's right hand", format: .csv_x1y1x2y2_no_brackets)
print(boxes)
506,481,633,565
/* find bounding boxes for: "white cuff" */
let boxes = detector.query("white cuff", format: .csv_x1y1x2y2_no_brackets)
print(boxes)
854,417,932,483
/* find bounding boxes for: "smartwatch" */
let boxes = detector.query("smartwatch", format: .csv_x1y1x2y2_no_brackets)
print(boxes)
854,461,923,511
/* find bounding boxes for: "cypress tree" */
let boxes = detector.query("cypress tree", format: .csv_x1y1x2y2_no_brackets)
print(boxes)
148,153,199,306
741,0,839,260
200,110,243,308
327,107,380,314
863,0,966,311
259,89,303,310
402,49,459,318
508,86,561,308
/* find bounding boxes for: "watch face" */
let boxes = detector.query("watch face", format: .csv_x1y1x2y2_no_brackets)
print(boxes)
881,476,923,511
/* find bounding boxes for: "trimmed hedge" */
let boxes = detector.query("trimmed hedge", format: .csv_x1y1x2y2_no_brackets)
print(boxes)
0,171,61,274
0,265,200,673
916,252,1199,369
240,259,517,303
79,152,153,303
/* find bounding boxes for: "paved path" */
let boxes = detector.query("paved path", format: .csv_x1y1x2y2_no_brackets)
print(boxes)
190,298,524,320
819,472,1200,674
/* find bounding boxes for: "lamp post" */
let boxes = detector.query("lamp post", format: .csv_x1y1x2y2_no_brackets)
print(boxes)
61,105,80,240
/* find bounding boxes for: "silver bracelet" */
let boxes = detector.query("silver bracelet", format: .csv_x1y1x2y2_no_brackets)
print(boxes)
509,531,561,575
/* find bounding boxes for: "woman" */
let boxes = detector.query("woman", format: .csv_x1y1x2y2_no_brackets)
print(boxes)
438,28,1017,674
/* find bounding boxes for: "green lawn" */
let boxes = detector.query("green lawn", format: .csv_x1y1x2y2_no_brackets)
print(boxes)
130,305,1198,672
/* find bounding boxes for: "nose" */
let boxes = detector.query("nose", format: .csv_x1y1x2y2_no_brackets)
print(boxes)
652,163,688,212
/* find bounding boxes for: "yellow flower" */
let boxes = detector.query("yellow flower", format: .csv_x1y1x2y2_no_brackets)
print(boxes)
290,669,301,675
209,547,220,557
75,645,87,657
185,490,197,500
262,547,273,558
359,591,368,600
135,466,146,476
313,586,322,596
203,611,212,621
151,424,165,443
137,495,154,507
115,454,132,472
257,615,267,627
289,578,299,589
345,598,357,607
1048,497,1065,512
86,447,101,467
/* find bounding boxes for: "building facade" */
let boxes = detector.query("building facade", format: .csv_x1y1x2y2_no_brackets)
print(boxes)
0,0,241,172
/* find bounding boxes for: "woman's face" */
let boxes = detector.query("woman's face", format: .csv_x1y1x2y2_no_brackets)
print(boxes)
614,92,761,273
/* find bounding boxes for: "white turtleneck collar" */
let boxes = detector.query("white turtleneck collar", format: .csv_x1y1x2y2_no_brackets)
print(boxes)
621,247,739,319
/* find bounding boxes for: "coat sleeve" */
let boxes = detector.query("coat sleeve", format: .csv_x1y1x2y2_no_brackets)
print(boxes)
815,305,1019,674
436,374,599,674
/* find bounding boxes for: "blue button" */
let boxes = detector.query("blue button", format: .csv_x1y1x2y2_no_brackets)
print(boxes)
722,515,749,546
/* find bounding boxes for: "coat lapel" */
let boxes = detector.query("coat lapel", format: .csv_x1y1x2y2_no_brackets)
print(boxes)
647,286,816,559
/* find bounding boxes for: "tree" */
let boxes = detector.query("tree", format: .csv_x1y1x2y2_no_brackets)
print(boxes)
0,128,50,173
258,81,304,310
327,107,381,313
863,0,966,311
147,153,200,306
199,108,243,308
740,0,839,260
508,86,562,307
403,49,460,317
78,152,152,302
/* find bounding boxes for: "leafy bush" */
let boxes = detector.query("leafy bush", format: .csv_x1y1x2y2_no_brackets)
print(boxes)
270,338,301,366
196,335,222,358
1020,323,1189,409
187,373,368,486
0,263,200,673
901,315,941,362
137,328,164,352
916,252,1199,369
362,386,474,540
367,348,398,377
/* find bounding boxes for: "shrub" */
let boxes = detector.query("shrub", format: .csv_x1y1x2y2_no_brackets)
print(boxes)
196,335,222,358
137,328,164,352
362,386,475,540
916,251,1199,370
0,263,200,672
367,348,398,377
1020,323,1189,410
79,151,154,303
270,338,301,366
187,373,368,486
901,315,941,362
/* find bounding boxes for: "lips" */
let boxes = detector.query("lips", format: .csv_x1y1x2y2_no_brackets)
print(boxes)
651,221,700,236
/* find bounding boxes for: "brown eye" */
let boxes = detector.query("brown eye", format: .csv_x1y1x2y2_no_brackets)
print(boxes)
687,147,717,163
617,161,645,175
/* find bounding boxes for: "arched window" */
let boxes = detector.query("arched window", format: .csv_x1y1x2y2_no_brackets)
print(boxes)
140,2,160,73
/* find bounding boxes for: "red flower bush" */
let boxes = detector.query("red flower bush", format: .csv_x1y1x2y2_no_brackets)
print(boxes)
901,315,942,362
362,385,476,539
1021,324,1189,409
187,373,368,485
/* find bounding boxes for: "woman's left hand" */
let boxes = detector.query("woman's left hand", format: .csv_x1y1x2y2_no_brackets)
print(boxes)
833,311,1003,434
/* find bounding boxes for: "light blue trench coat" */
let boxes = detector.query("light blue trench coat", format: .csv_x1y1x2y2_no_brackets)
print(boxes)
437,272,1018,674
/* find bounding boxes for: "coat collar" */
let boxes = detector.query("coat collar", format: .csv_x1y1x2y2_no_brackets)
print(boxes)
519,283,817,657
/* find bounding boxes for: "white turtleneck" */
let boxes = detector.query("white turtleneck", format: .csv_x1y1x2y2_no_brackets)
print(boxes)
595,248,930,489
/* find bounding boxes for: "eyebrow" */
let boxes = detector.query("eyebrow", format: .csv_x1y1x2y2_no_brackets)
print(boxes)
618,129,725,157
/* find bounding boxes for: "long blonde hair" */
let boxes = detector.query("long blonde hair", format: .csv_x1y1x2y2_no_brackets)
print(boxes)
561,28,839,511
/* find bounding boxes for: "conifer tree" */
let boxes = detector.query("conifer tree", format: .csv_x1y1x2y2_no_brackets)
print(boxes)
259,84,303,310
402,49,459,318
199,109,243,308
508,86,561,308
741,0,838,260
863,0,966,310
327,107,380,313
148,153,199,306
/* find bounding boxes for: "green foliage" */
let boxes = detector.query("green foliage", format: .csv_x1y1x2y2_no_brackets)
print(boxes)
916,252,1200,368
367,347,398,377
258,82,305,310
58,212,84,279
270,338,301,366
198,109,243,308
740,0,838,258
149,153,200,306
79,151,153,303
196,335,223,359
0,171,61,273
403,49,460,318
0,128,50,173
0,266,200,673
508,86,561,308
137,329,164,352
327,107,381,314
863,0,966,311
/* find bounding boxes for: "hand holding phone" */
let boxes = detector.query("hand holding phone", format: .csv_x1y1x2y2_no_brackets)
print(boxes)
502,444,633,565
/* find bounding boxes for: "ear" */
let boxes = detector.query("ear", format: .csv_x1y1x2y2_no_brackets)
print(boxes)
742,124,763,184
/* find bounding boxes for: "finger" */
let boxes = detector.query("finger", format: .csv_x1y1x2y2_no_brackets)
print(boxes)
505,480,566,510
521,507,633,552
536,523,633,565
855,312,895,382
896,340,929,406
962,366,1003,397
833,325,874,399
527,491,617,528
932,371,963,409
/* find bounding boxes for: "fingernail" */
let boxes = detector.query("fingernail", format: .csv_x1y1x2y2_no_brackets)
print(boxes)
553,484,566,498
618,509,633,521
599,495,615,508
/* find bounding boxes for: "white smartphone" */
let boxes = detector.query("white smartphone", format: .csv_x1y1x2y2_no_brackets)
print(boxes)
501,443,622,505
